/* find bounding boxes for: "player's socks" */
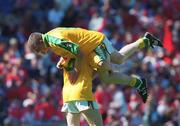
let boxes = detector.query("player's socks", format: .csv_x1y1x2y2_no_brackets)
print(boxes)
131,77,148,103
137,37,155,49
118,33,162,61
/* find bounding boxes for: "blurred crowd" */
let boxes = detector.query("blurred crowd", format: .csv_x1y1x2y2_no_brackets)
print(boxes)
0,0,179,126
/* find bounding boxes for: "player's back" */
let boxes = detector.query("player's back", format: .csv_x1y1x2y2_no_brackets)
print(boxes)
46,27,105,54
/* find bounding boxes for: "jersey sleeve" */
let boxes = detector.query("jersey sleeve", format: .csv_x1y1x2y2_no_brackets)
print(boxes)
42,34,79,56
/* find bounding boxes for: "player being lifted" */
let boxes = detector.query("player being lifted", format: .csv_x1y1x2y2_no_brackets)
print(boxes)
27,27,163,103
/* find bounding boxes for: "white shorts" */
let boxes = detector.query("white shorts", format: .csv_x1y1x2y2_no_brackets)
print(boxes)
61,100,99,113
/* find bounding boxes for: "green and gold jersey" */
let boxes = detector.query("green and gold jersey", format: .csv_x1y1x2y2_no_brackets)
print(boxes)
42,27,105,57
60,56,95,102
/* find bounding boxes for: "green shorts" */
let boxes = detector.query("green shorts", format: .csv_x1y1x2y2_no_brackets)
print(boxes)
94,37,115,61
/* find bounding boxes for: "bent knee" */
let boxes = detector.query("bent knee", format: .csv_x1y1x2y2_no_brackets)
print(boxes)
110,52,124,64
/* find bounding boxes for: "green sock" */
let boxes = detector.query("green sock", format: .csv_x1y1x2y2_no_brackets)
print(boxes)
137,37,150,49
143,37,150,48
129,76,142,88
134,78,143,89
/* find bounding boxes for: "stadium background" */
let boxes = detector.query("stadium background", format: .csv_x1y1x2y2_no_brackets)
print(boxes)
0,0,179,126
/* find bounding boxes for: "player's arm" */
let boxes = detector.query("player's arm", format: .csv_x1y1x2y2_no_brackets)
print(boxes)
56,50,84,84
56,57,77,84
67,50,84,84
56,57,66,69
56,49,83,70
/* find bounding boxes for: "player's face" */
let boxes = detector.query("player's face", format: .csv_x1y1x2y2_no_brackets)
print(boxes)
33,39,48,56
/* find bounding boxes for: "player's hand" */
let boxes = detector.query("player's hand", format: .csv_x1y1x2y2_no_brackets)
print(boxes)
56,57,64,69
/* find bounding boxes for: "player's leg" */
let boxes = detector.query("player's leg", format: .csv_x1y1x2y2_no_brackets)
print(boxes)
66,112,80,126
103,33,163,64
89,49,133,86
93,48,148,103
97,69,148,103
81,109,103,126
89,47,148,102
111,38,148,64
93,52,148,103
62,102,81,126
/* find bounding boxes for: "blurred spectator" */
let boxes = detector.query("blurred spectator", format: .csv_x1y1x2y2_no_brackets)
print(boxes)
21,99,36,125
48,0,65,27
0,87,8,126
4,100,21,126
109,86,128,116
